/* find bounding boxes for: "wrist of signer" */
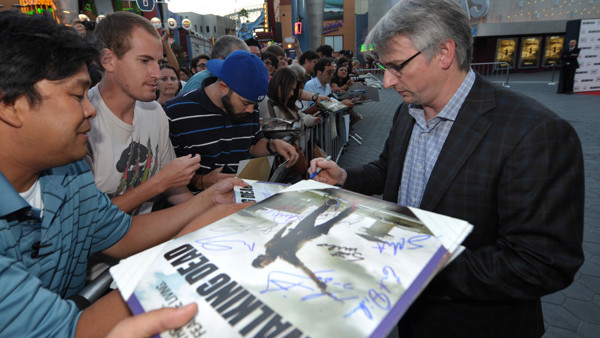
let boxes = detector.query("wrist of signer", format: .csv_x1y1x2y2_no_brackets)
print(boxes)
193,174,205,190
267,139,277,155
338,169,348,187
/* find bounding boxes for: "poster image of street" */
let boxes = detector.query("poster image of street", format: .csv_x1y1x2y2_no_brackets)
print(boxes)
125,186,457,337
519,36,542,68
543,36,564,67
324,0,343,21
495,38,517,69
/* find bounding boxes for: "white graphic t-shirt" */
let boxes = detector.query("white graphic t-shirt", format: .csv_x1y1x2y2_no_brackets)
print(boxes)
86,86,175,215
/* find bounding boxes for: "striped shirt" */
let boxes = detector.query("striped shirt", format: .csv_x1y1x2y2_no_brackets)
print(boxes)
165,77,264,174
398,69,475,207
0,160,131,336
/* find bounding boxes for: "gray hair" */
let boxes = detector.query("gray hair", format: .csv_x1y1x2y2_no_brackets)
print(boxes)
288,63,306,79
210,35,249,59
365,0,473,71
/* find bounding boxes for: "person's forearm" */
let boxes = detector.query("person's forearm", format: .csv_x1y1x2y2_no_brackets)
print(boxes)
75,290,131,338
176,203,251,237
163,40,179,71
102,189,216,258
249,138,272,157
165,185,195,205
300,89,314,101
110,175,166,213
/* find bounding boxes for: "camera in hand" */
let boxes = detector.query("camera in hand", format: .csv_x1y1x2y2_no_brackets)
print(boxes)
81,20,96,31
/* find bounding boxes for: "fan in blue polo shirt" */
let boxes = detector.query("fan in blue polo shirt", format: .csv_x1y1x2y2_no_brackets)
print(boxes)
0,12,244,337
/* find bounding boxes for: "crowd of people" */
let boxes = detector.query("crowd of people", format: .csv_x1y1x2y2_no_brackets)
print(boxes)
0,0,585,337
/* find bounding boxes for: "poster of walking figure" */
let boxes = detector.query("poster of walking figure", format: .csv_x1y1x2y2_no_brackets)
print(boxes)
495,38,517,70
122,185,471,337
543,36,564,67
519,36,542,68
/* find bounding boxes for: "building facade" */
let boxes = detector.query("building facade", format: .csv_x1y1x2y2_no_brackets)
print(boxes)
366,0,600,72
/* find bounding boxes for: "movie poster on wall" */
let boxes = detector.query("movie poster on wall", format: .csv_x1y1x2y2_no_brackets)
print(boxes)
495,38,517,70
519,37,542,68
543,36,564,67
574,19,600,93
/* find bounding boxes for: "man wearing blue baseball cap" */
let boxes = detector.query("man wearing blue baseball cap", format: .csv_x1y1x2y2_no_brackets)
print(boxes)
165,50,299,190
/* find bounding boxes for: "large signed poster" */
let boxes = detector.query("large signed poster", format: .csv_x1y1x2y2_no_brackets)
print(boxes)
118,184,472,337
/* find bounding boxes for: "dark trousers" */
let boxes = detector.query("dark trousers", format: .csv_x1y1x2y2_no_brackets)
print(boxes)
558,65,577,93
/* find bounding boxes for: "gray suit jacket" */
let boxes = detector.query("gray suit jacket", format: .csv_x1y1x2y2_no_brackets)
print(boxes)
345,74,584,337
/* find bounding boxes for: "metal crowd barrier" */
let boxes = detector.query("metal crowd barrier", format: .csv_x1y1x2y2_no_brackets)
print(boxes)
470,62,511,87
359,62,511,87
304,108,347,163
357,67,385,76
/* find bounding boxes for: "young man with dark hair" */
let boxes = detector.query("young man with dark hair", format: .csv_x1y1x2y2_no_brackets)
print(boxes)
299,50,319,81
316,44,334,58
190,54,209,74
304,57,335,97
303,58,354,109
261,51,279,76
265,43,288,69
0,11,242,337
245,38,262,57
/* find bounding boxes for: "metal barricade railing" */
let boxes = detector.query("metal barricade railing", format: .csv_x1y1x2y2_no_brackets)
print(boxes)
303,109,346,164
470,62,511,87
357,68,385,76
548,63,559,86
358,62,511,87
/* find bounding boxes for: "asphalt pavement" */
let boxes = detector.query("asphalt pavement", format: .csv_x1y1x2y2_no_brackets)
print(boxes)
338,71,600,338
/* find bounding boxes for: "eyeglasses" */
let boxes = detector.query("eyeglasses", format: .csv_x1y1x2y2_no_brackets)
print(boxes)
197,63,207,69
325,69,334,75
377,50,422,77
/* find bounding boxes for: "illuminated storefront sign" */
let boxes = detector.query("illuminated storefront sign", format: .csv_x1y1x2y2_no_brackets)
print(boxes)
135,0,155,12
323,20,343,34
18,0,57,20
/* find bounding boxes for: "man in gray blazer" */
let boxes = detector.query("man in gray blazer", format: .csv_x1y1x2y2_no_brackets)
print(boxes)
309,0,584,337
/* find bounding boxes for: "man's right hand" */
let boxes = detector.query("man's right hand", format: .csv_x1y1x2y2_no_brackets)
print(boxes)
308,157,347,186
155,154,201,191
202,166,236,189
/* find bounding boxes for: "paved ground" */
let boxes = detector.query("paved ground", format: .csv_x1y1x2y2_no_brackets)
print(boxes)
338,71,600,337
